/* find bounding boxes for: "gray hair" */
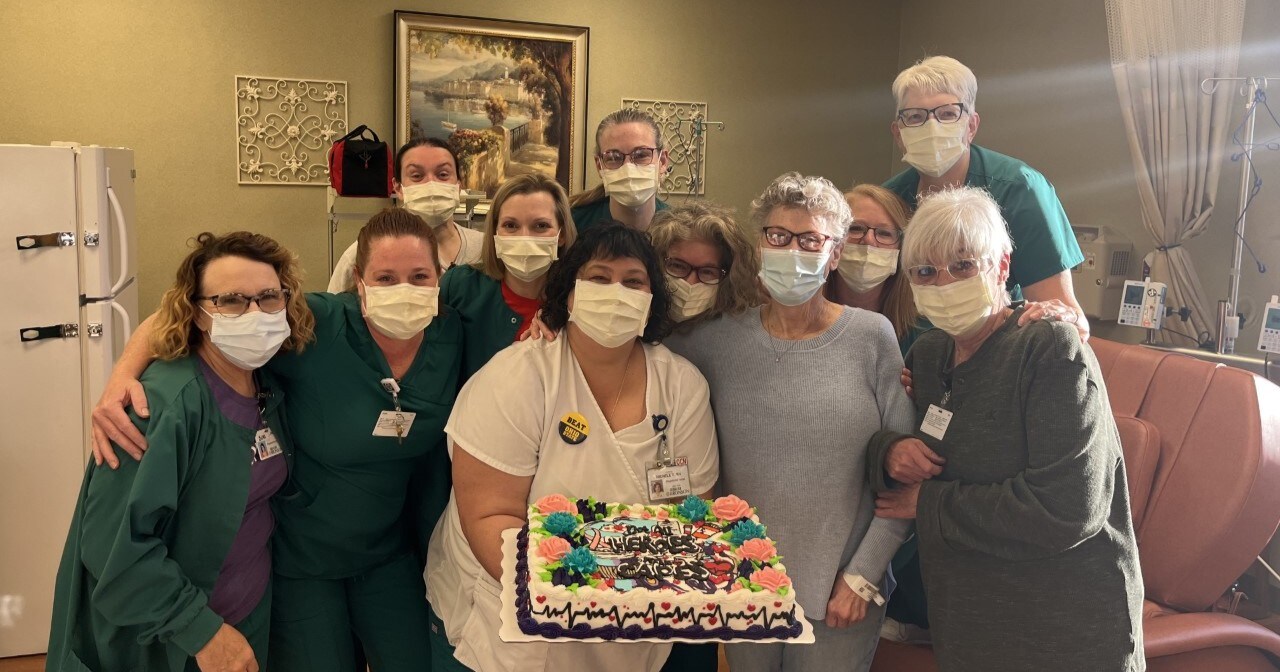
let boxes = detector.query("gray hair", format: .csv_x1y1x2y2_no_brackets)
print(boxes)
750,172,851,242
903,187,1013,306
594,108,663,154
892,56,978,113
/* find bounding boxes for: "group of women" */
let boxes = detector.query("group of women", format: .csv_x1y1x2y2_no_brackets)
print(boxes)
49,67,1143,672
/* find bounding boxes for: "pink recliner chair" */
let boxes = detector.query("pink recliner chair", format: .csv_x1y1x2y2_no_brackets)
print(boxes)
871,337,1280,671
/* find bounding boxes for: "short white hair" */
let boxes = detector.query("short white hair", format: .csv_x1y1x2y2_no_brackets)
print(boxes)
903,187,1012,305
892,56,978,113
751,172,851,242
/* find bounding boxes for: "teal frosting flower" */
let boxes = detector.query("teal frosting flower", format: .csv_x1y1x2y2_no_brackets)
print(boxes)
676,495,709,522
728,519,767,545
542,512,578,537
561,546,599,575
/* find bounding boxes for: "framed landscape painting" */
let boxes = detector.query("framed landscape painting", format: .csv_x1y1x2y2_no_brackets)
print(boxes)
395,12,589,195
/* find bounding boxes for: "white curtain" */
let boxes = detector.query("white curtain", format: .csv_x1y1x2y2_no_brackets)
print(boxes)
1105,0,1245,343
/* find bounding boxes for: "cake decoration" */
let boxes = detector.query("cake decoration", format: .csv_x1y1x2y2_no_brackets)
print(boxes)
514,496,802,640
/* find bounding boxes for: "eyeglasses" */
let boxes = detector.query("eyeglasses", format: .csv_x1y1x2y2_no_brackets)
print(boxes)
762,226,836,253
896,102,968,128
664,257,727,285
906,258,993,285
847,223,903,246
599,146,660,170
197,289,291,317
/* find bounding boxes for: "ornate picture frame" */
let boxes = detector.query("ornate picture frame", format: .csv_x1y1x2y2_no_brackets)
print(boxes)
395,12,589,195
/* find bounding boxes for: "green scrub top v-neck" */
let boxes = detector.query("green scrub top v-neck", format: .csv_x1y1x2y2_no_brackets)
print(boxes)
267,292,462,579
440,264,522,382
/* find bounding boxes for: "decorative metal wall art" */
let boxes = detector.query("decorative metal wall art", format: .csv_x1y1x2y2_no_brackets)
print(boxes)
621,99,722,196
235,76,348,185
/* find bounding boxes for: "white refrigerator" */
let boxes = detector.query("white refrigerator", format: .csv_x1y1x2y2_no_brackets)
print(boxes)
0,143,138,657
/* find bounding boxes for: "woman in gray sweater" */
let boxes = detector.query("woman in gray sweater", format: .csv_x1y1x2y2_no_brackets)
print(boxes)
666,172,914,672
869,186,1144,671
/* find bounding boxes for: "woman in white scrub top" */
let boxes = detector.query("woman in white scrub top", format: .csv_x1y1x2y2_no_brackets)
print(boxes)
426,223,720,672
328,137,484,291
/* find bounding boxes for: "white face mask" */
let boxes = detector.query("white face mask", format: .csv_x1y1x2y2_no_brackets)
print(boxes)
202,308,289,370
495,235,559,282
759,248,831,306
899,119,968,178
668,277,718,321
569,279,652,348
600,162,659,208
361,281,439,340
401,182,460,228
911,273,998,337
838,244,900,293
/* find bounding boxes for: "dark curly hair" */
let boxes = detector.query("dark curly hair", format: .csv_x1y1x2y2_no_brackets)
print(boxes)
541,222,673,344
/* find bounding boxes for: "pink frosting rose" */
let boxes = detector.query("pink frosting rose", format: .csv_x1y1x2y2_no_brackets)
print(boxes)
750,567,792,592
713,495,752,522
537,536,572,562
656,508,670,521
737,538,777,562
535,494,578,516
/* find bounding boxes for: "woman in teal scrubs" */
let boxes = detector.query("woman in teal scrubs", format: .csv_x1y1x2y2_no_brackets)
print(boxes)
440,172,576,380
90,209,461,671
568,108,670,233
49,231,312,672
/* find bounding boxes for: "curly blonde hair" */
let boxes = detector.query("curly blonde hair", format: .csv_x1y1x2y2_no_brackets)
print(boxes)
152,230,314,358
151,232,314,360
648,202,763,328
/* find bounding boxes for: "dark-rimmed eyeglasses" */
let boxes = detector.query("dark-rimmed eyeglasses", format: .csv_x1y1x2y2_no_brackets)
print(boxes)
896,103,967,128
664,257,727,285
847,223,903,246
762,227,836,253
905,258,993,285
197,289,291,317
599,146,660,170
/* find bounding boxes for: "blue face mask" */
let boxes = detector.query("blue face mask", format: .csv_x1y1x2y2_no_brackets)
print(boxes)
758,248,830,306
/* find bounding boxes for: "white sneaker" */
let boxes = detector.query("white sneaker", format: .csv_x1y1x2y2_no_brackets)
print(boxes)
879,617,908,642
879,617,933,645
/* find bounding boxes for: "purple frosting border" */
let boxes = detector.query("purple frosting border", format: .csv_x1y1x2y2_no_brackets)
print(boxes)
514,525,803,641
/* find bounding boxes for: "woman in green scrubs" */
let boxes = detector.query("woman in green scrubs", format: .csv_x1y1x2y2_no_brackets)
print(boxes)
89,209,461,671
49,231,313,672
440,173,576,380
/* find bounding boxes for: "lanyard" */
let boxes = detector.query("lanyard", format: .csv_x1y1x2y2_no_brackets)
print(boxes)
254,374,271,429
380,377,407,443
652,414,672,466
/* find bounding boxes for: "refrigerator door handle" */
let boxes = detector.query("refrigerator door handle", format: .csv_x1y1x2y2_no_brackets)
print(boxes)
19,323,79,342
15,232,75,250
106,184,130,296
108,299,133,344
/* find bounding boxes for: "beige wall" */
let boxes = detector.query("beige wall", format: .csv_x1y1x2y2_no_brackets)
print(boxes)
895,0,1280,353
2,0,903,313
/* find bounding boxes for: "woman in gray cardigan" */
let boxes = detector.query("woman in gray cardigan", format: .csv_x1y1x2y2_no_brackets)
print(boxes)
665,172,914,672
869,186,1144,671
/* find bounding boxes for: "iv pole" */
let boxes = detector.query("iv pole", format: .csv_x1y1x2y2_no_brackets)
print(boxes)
1201,75,1278,354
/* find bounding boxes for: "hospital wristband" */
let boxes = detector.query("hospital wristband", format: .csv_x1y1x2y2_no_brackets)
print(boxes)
842,573,886,606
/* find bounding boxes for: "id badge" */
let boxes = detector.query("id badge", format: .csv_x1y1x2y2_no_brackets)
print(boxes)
254,426,283,461
645,456,692,502
921,404,953,441
373,410,417,438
